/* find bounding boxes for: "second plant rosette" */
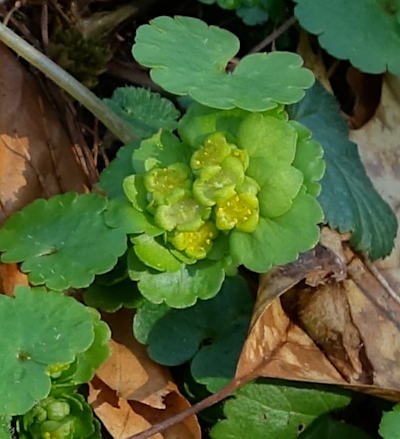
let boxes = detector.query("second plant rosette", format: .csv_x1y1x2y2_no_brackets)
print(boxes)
106,102,325,308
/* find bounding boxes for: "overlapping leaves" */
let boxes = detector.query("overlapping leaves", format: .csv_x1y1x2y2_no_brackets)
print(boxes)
132,15,314,111
294,0,400,74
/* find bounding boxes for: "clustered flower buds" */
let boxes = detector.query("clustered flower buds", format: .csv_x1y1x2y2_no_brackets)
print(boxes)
125,132,261,261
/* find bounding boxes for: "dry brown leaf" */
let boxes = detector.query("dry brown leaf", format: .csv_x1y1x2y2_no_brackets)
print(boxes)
89,309,201,439
0,263,28,295
349,74,400,297
236,232,400,401
0,42,89,226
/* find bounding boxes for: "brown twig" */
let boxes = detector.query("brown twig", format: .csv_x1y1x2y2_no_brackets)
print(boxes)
249,16,297,54
129,376,250,439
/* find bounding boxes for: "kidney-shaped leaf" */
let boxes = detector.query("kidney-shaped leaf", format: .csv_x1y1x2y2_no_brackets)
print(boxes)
0,286,94,416
133,276,254,392
294,0,400,74
132,16,314,111
0,193,127,290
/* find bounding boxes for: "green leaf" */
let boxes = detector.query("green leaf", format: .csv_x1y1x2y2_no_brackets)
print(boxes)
0,287,94,416
97,142,137,199
133,276,253,391
211,380,351,439
230,190,322,273
294,0,400,74
0,193,127,290
132,16,314,111
104,87,180,138
379,403,400,439
0,416,12,439
300,415,374,439
68,309,110,384
132,130,191,174
84,259,142,312
236,6,269,25
104,198,163,236
132,235,182,272
289,82,398,259
128,248,225,308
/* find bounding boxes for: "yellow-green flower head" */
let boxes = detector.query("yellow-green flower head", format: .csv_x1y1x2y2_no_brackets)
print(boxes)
120,103,325,307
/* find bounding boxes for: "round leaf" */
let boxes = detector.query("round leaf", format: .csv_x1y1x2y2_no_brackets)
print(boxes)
294,0,400,74
0,287,94,416
128,249,225,307
133,276,254,392
0,193,127,290
133,16,314,110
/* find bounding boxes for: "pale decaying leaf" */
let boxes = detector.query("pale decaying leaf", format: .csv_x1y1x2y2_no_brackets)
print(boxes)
0,43,90,294
236,229,400,401
350,74,400,295
89,309,201,439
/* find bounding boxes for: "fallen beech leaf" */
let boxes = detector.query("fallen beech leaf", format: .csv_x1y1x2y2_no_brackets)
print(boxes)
90,309,201,439
349,74,400,296
0,42,88,226
89,378,200,439
236,235,400,401
96,309,176,408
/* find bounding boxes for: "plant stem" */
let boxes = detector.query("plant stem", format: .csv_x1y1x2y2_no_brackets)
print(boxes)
249,16,297,54
0,22,138,144
128,376,250,439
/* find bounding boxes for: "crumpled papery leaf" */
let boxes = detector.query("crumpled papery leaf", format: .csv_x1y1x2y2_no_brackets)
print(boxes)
89,309,201,439
349,75,400,295
0,43,88,226
236,228,400,401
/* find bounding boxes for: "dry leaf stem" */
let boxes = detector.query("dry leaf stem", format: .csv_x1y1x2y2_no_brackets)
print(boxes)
0,22,137,144
249,16,297,54
128,376,251,439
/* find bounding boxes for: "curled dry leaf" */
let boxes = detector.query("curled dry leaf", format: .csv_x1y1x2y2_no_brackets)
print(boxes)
0,43,89,293
350,74,400,296
89,309,201,439
236,229,400,401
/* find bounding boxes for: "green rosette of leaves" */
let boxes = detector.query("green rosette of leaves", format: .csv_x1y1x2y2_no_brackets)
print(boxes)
112,102,324,308
18,391,100,439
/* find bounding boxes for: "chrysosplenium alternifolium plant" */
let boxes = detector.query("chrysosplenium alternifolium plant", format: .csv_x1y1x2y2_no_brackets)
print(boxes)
100,15,324,307
116,102,325,307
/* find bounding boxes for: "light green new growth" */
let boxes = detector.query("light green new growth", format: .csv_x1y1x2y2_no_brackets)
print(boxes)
106,100,324,307
18,392,100,439
379,403,400,439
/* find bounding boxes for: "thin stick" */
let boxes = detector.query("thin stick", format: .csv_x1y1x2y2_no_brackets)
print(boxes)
129,376,249,439
0,22,137,144
41,2,49,54
249,16,297,54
